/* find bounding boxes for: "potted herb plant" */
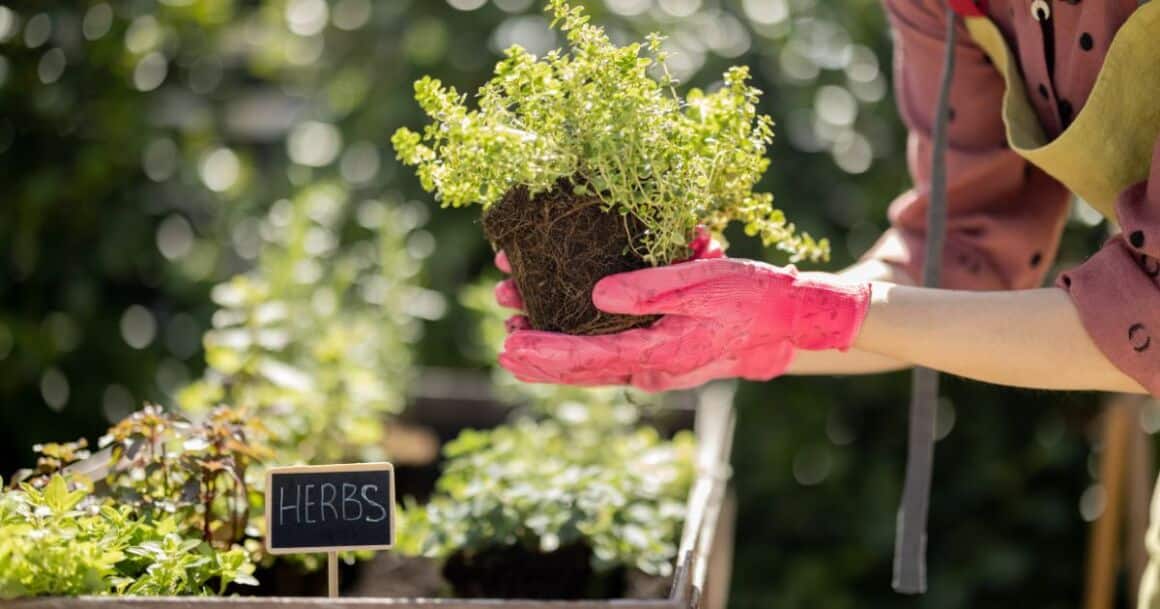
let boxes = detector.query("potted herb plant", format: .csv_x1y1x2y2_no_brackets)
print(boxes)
393,0,826,335
396,418,695,599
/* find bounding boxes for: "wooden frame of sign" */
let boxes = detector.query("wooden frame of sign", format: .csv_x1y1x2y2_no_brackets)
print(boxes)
264,462,396,555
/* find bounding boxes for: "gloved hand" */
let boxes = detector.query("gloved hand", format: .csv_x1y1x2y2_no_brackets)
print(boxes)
493,226,724,331
497,258,871,391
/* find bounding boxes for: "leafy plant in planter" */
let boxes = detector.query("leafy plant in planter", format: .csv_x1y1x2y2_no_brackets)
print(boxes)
99,405,272,551
0,475,257,597
0,404,268,597
393,0,827,335
398,419,694,599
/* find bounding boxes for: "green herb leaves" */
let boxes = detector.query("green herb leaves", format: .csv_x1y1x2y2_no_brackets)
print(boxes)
393,0,828,264
399,420,694,577
0,475,258,597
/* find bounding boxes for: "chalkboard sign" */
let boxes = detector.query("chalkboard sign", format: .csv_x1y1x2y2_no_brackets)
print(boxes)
265,463,395,554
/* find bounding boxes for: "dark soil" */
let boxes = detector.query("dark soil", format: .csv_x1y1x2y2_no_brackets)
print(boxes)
482,182,659,335
443,543,627,599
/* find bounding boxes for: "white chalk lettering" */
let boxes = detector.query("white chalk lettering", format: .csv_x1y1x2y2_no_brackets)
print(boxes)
320,483,338,522
278,485,300,525
362,484,387,523
303,484,316,524
342,482,362,521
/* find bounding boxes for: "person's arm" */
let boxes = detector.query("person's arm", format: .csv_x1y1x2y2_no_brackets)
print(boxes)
791,0,1073,377
787,258,913,375
495,254,1145,393
853,283,1145,393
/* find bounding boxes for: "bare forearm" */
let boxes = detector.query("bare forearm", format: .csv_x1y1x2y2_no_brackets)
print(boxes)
853,283,1145,393
787,258,912,375
789,345,910,375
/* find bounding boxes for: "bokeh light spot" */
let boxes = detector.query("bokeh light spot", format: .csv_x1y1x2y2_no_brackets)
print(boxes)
845,45,879,82
742,0,788,25
23,13,51,49
157,214,195,261
333,0,372,30
83,4,113,41
658,0,702,18
491,16,555,57
133,52,168,92
1079,484,1106,522
143,138,179,182
37,48,65,84
779,45,819,82
849,76,886,103
448,0,487,11
101,385,134,423
121,305,157,349
699,12,750,58
340,141,380,185
285,32,326,66
286,0,329,36
199,147,240,192
605,0,651,17
831,131,873,174
125,16,161,53
231,218,262,260
40,367,69,411
1141,405,1160,434
288,121,342,167
0,6,16,43
816,85,857,127
494,0,534,13
406,230,437,259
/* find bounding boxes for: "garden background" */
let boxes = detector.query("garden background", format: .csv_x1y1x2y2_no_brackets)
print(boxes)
0,0,1122,606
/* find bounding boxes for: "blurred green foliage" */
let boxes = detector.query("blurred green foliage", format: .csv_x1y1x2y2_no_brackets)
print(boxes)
176,183,426,465
0,0,1114,606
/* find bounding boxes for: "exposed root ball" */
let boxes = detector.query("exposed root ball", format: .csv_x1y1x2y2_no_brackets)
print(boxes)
482,183,658,335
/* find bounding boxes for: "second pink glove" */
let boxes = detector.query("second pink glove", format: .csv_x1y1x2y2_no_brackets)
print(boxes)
497,258,871,391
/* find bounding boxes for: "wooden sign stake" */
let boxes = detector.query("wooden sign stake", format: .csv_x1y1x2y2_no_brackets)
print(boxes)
328,551,338,598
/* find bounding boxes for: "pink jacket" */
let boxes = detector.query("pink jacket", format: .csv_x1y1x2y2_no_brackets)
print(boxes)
867,0,1160,393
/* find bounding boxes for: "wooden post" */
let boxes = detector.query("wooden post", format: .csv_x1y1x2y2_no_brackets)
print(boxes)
1085,402,1132,609
1127,398,1154,609
327,552,338,598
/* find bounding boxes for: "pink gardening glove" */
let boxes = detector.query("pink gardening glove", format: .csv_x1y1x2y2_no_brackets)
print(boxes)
497,258,871,392
493,226,724,332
